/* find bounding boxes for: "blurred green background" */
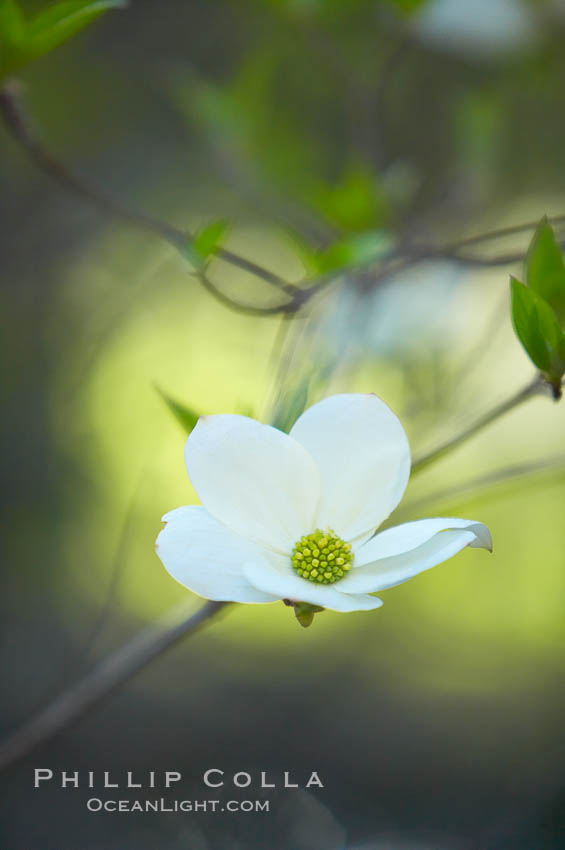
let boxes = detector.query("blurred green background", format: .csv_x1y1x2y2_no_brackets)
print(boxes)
2,0,565,847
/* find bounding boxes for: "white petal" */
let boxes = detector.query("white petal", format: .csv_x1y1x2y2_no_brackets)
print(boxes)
185,415,320,553
243,561,383,612
340,526,490,594
156,506,281,603
355,517,493,565
290,394,411,542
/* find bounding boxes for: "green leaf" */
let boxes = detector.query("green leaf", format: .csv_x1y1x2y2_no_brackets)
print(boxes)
0,0,26,76
192,219,229,263
155,386,200,435
26,0,126,60
0,0,25,46
525,217,565,326
511,277,565,381
0,0,125,76
314,230,392,275
309,164,388,232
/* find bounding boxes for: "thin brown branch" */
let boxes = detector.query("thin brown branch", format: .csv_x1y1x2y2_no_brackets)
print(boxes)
212,247,298,296
396,455,565,521
6,78,563,310
0,600,230,773
0,80,301,313
194,270,299,317
411,375,553,474
325,215,565,287
391,213,565,270
445,215,565,253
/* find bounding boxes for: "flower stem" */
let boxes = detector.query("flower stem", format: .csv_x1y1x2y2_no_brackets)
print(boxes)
0,600,230,774
411,375,552,475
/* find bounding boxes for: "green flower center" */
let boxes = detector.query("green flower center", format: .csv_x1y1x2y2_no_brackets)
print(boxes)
291,529,354,584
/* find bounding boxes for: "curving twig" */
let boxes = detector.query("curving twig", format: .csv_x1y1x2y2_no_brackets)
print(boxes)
444,215,565,253
397,454,565,521
3,79,565,314
0,600,231,773
411,375,553,474
0,81,301,315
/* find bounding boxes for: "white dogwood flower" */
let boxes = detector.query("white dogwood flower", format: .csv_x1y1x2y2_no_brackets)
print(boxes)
156,394,491,621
